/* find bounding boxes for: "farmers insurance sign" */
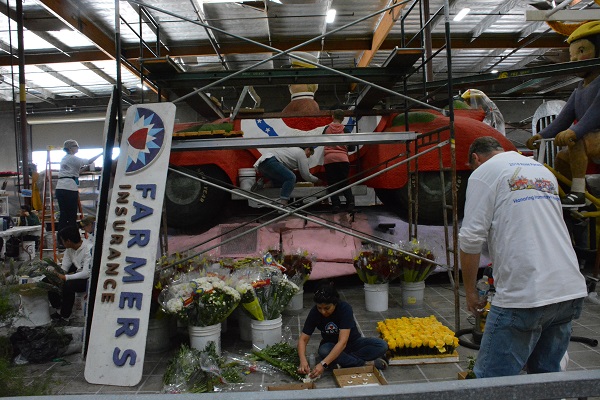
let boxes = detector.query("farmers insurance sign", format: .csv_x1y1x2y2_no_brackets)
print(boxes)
85,103,175,386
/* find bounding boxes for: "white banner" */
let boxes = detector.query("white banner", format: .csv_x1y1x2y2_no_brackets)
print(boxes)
85,102,176,386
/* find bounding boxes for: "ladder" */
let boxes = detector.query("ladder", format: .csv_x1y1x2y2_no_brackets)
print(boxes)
39,147,84,261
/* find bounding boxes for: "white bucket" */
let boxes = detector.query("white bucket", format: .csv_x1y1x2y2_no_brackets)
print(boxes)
251,315,283,350
238,168,257,191
284,289,304,314
19,241,36,261
71,292,87,319
238,311,253,341
146,317,173,353
13,295,51,327
188,323,222,354
364,283,389,312
401,281,425,310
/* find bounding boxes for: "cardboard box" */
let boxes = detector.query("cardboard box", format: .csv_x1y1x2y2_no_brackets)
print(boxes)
333,365,388,388
267,382,315,391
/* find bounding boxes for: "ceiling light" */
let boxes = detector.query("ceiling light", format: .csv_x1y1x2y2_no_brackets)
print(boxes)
326,9,336,23
453,8,470,22
137,83,149,91
491,69,499,74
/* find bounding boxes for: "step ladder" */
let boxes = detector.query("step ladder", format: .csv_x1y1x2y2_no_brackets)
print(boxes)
39,147,84,261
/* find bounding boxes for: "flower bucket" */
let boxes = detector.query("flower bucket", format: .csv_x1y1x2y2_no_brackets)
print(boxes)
189,323,221,354
13,295,51,327
238,168,256,191
19,241,36,261
401,281,425,310
146,317,173,353
364,283,388,312
251,315,282,350
284,289,304,314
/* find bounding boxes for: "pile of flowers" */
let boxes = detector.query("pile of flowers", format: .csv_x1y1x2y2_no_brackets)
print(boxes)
268,249,314,286
397,239,436,282
159,274,240,327
233,255,299,320
353,245,402,284
377,316,459,358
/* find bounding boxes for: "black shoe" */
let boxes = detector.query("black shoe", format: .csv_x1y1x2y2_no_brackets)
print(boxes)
561,192,585,207
346,203,355,212
373,358,388,371
50,312,62,321
251,178,264,192
332,205,341,213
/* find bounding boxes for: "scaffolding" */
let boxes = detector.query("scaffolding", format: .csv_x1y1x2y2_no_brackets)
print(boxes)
113,0,460,328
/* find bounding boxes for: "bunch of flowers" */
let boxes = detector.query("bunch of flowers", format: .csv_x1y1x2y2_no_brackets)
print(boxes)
233,256,299,320
397,239,436,282
353,245,402,284
377,316,459,358
268,249,314,286
159,274,240,327
153,252,217,319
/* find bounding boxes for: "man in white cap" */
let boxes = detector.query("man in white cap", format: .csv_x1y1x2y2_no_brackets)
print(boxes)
55,139,102,234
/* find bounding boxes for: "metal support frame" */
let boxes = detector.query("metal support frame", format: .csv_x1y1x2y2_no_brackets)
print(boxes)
122,0,462,333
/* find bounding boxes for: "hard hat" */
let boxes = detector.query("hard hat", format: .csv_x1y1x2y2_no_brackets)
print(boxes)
461,89,485,100
63,139,79,149
567,21,600,44
289,51,319,68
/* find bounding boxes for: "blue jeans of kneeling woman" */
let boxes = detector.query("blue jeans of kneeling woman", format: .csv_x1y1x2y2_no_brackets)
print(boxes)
257,157,296,201
318,337,388,367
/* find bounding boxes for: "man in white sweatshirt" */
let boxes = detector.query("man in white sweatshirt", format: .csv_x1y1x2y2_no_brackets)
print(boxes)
253,147,322,206
459,136,587,377
48,225,93,323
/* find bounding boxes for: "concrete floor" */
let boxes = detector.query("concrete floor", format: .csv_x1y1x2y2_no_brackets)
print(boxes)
18,274,600,397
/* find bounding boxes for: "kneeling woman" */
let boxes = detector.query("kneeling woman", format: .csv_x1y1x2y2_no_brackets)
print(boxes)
297,283,388,379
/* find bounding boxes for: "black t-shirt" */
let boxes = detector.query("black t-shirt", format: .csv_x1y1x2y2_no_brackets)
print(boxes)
301,301,361,344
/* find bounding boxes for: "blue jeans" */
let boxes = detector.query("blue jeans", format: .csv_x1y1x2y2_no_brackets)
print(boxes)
318,337,388,367
257,157,296,201
474,297,584,378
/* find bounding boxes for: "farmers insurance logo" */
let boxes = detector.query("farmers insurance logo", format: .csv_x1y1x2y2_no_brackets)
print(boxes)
125,107,166,174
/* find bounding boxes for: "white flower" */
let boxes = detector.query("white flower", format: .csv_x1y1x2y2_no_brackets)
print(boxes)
166,298,184,313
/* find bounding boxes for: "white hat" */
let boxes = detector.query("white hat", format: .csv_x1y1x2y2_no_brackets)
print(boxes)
290,52,319,68
63,139,79,150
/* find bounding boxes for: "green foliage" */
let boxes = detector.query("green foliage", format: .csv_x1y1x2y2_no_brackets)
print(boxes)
252,342,302,381
0,357,55,396
391,112,437,126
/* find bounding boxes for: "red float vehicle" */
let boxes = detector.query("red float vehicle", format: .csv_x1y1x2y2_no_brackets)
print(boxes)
166,109,515,229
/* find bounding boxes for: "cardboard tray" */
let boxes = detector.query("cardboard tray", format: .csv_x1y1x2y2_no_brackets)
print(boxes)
333,365,388,388
267,382,315,391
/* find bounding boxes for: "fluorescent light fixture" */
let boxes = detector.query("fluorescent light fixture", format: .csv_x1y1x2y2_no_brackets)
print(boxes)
326,9,336,23
453,8,470,21
137,83,149,91
491,69,499,74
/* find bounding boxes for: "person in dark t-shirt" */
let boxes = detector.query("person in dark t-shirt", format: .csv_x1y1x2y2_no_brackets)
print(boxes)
297,282,388,379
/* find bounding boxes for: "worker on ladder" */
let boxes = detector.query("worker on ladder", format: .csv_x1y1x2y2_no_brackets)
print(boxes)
55,140,102,236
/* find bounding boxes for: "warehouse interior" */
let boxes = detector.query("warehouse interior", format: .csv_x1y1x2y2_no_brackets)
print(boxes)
0,0,599,398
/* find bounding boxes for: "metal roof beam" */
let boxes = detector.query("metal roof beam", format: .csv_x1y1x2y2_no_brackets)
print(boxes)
0,32,569,67
471,0,520,42
37,64,96,98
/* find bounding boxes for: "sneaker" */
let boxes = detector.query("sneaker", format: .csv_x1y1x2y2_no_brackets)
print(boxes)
250,178,264,192
561,192,585,207
373,358,388,371
52,317,69,327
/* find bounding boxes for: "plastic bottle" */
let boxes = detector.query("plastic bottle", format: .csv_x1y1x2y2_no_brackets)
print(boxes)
476,275,490,301
308,353,316,367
